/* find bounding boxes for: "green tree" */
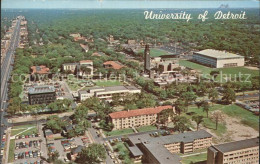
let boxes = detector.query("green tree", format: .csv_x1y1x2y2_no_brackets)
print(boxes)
172,116,191,133
192,115,204,131
77,144,106,164
202,101,210,118
222,87,236,104
208,88,219,105
175,98,186,115
210,110,225,130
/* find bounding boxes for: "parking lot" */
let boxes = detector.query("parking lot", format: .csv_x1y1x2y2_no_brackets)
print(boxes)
12,124,48,164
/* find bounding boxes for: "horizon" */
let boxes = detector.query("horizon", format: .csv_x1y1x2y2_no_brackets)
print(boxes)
1,0,259,9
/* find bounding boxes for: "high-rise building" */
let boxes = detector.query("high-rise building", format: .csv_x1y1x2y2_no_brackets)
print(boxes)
144,44,150,73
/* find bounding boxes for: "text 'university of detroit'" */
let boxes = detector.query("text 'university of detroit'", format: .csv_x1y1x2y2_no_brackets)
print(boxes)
144,11,192,22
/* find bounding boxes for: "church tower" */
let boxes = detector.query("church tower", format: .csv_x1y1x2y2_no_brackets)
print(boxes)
144,44,150,73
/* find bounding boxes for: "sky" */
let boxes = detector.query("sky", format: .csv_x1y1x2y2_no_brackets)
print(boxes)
1,0,259,9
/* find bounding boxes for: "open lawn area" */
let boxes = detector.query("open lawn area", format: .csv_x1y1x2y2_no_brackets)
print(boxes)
94,80,123,87
8,139,15,163
138,48,169,57
136,125,157,132
179,60,258,81
11,124,37,136
179,60,213,74
181,153,207,164
104,128,134,137
183,104,259,137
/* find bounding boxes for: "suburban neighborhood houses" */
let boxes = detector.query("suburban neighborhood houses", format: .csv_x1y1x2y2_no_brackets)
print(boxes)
1,2,260,164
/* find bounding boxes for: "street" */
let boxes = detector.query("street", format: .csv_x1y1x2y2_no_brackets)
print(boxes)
0,16,22,163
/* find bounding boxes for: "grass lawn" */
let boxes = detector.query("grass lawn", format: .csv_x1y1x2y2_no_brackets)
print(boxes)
179,60,213,74
136,125,157,132
11,129,26,136
181,153,207,164
95,80,123,87
12,124,36,129
179,60,258,81
112,142,133,163
184,104,259,136
138,48,169,57
8,139,15,163
19,127,38,136
220,104,259,131
11,127,38,136
183,104,227,136
105,128,134,137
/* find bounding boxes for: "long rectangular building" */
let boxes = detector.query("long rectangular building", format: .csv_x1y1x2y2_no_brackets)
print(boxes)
193,49,244,68
127,130,213,164
207,137,259,164
78,85,141,102
109,105,174,130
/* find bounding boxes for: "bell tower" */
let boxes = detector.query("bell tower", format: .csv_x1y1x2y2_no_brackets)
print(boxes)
144,44,150,73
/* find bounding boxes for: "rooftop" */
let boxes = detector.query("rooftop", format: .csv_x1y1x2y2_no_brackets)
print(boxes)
109,105,173,119
79,85,140,94
127,146,143,157
31,65,50,74
103,61,125,70
212,137,259,153
141,142,181,164
79,60,93,64
195,49,244,59
71,145,85,154
28,85,56,94
128,130,212,145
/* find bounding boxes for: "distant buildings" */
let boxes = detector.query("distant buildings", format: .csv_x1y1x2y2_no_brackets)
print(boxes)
144,44,151,73
78,85,141,102
128,130,213,164
79,44,89,53
103,61,125,70
193,49,245,68
28,85,56,105
109,105,174,130
62,60,93,76
31,65,50,75
207,137,259,164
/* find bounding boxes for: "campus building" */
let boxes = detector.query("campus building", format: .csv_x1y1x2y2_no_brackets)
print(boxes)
144,44,151,73
127,130,213,164
103,61,125,70
193,49,244,68
62,60,93,76
78,85,141,102
109,105,174,130
28,85,56,105
207,137,259,164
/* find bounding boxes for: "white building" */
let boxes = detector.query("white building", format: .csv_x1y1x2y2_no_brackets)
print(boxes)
78,85,141,102
193,49,244,68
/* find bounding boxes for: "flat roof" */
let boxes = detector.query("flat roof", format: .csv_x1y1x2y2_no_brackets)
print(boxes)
195,49,244,59
212,137,259,153
28,85,55,94
141,142,181,164
128,146,143,157
128,130,212,145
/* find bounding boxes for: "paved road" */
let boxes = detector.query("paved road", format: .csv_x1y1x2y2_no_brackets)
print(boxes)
0,16,21,164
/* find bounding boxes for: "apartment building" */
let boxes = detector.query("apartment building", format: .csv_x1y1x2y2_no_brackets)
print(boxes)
127,130,213,164
207,137,259,164
78,85,141,102
28,85,56,105
109,105,174,130
193,49,244,68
